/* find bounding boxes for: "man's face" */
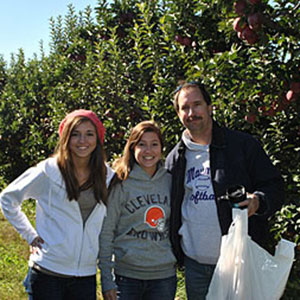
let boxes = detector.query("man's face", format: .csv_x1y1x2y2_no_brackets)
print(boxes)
177,87,212,137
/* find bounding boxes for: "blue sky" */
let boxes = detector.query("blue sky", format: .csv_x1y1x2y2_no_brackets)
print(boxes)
0,0,98,62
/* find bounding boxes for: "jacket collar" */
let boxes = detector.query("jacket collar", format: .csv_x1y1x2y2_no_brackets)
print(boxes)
211,121,226,149
179,120,226,150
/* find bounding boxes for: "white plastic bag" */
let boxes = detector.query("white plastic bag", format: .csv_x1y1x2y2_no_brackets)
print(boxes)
206,209,295,300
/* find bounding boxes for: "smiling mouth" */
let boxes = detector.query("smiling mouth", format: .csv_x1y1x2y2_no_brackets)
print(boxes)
144,156,155,160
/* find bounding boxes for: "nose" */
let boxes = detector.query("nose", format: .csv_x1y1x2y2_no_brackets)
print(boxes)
78,134,86,143
188,107,194,117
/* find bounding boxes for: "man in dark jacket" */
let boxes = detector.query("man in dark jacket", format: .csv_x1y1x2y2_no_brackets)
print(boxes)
165,81,284,300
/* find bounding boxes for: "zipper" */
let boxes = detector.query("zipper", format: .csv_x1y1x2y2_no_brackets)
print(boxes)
76,203,99,274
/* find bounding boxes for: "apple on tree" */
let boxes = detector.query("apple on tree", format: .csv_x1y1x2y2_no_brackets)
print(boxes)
182,37,192,46
241,26,259,44
233,17,247,32
234,0,248,16
175,35,184,45
245,113,257,124
286,90,297,102
248,12,263,31
290,82,300,94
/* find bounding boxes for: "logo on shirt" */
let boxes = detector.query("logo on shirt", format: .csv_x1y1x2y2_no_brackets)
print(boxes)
144,206,165,232
186,166,215,204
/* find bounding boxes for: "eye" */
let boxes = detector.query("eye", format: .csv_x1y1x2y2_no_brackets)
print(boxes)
194,100,203,106
71,131,79,137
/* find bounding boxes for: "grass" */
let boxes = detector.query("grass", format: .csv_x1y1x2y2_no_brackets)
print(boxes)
0,200,187,299
0,200,37,299
0,212,29,299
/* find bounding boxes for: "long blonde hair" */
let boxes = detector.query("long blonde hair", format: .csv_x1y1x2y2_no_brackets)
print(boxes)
55,116,108,205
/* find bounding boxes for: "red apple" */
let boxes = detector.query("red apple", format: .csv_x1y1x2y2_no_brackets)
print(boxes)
286,90,296,102
175,35,184,45
290,82,300,94
245,113,256,123
247,12,262,31
234,0,247,16
182,37,192,46
237,31,244,39
241,26,258,44
233,17,247,32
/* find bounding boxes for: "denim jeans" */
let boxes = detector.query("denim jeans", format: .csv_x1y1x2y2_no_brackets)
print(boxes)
23,268,33,300
28,267,96,300
115,274,177,300
184,256,216,300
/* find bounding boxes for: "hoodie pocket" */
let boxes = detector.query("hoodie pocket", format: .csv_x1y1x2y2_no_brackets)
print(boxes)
39,216,74,261
116,241,176,270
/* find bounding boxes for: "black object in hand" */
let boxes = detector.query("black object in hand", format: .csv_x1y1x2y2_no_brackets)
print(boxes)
227,185,246,204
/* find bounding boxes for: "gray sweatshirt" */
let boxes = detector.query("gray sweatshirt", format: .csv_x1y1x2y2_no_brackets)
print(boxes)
98,163,176,293
180,131,222,265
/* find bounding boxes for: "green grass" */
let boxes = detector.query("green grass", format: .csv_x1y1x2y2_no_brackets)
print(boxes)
0,215,29,299
0,200,187,299
0,200,35,299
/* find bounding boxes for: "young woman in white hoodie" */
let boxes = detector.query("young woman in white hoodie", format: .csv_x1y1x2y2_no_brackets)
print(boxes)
98,121,177,300
0,109,113,300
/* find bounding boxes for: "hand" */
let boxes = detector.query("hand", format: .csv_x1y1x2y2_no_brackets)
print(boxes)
30,236,44,254
236,193,260,217
103,289,117,300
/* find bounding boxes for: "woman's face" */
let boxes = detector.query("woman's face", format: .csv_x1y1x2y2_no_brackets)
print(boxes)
134,131,162,177
69,120,97,161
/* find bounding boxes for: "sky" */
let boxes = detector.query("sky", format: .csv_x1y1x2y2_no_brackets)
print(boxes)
0,0,99,62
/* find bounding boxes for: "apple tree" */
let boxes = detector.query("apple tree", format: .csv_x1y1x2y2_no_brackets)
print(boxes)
0,0,299,297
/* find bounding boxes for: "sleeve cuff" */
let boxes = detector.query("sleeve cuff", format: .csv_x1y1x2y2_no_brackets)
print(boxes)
254,192,268,215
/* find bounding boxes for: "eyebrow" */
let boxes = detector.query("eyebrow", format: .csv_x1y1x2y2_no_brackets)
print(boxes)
73,128,96,133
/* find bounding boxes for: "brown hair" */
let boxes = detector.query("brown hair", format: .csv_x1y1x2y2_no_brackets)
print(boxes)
173,80,212,112
112,120,163,183
55,116,108,205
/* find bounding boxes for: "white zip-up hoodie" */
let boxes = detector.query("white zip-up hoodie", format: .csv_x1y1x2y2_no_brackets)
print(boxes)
0,157,114,276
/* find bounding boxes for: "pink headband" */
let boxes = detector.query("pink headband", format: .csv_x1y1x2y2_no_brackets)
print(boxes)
59,109,105,144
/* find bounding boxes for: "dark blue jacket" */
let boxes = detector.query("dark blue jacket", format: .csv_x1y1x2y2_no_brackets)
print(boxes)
165,122,284,266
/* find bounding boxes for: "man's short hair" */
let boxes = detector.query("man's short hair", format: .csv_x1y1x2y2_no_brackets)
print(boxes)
173,81,212,112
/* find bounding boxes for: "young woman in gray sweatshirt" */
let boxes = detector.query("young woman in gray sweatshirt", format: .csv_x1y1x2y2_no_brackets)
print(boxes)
98,121,177,300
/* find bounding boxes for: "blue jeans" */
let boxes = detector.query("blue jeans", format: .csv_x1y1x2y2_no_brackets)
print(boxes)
28,268,96,300
23,268,33,300
184,256,216,300
115,274,177,300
